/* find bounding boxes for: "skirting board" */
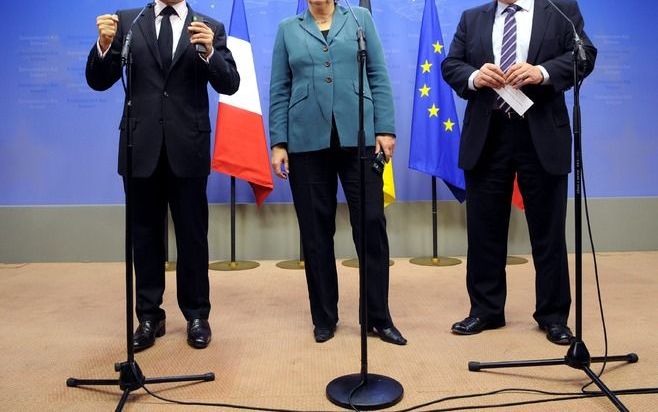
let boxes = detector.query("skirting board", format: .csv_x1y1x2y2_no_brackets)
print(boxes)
1,198,656,263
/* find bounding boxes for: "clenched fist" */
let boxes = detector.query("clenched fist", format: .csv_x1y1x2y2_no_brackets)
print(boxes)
97,14,119,53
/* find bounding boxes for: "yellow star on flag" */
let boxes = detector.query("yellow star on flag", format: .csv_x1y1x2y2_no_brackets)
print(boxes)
433,41,444,54
421,59,432,73
443,118,455,132
419,84,431,97
428,104,439,118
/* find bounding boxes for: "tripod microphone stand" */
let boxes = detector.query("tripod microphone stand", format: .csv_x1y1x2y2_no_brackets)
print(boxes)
467,18,641,412
325,6,403,409
67,7,214,410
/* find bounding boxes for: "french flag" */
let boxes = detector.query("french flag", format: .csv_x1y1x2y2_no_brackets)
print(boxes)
212,0,273,205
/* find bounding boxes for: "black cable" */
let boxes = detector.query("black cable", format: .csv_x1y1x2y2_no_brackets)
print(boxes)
578,146,609,394
138,383,658,412
348,379,366,412
140,382,324,412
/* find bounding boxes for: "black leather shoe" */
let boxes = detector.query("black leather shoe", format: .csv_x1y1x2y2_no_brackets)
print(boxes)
313,326,336,343
133,319,165,352
368,325,407,345
540,323,573,345
451,316,505,335
187,319,212,349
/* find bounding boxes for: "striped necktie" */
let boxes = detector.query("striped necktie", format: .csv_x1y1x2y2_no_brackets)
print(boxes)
497,4,521,113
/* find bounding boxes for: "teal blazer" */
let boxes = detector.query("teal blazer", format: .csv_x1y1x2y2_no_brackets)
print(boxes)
269,6,396,153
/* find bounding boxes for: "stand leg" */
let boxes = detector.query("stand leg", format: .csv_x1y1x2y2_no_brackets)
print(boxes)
582,366,629,412
115,389,131,412
469,341,639,411
67,361,214,411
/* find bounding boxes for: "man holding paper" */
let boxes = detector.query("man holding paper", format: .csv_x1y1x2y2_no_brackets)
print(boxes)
442,0,596,344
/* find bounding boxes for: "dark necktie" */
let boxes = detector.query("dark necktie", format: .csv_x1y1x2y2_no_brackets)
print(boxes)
158,6,176,71
497,4,521,113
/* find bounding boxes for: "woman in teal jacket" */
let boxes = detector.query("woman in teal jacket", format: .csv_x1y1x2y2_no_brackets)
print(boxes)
269,0,405,345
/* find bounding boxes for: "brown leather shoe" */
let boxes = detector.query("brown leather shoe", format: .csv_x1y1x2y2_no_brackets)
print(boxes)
187,319,212,349
133,319,166,352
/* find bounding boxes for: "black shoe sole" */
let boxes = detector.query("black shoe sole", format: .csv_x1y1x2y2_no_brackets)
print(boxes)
187,339,211,349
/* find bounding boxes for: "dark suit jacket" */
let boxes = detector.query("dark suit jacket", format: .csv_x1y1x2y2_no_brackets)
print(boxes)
442,0,596,175
86,4,239,178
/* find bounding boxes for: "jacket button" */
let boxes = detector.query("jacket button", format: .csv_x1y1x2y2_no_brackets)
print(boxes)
322,45,329,52
325,76,333,83
159,119,164,125
163,91,168,97
324,61,331,67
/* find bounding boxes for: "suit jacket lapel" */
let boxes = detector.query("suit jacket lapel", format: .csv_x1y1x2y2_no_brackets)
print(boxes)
480,2,496,63
299,10,327,45
137,6,162,69
528,0,550,64
327,8,348,45
170,5,193,72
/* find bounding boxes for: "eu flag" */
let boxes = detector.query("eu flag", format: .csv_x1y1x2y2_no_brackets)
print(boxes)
296,0,306,13
408,0,465,202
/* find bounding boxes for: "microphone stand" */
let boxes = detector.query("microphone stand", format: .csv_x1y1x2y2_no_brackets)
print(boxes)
67,7,214,411
466,21,647,412
325,17,403,410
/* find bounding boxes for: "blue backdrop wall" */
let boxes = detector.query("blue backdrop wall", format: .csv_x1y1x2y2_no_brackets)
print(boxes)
0,0,656,206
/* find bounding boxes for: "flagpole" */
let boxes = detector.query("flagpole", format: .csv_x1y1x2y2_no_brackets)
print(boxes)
164,210,176,271
410,177,461,267
209,176,259,271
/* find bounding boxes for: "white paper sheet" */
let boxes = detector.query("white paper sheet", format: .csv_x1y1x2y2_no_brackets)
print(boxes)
495,85,534,116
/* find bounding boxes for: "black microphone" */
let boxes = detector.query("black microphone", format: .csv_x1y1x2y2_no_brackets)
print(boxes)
545,0,587,62
121,2,154,63
192,15,210,56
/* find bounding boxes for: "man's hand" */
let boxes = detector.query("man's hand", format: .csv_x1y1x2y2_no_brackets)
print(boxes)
375,134,396,162
505,62,543,89
271,145,289,180
97,14,119,53
474,63,506,89
188,21,214,59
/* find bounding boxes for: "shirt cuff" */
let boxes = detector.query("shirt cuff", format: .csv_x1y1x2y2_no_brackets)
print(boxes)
199,48,214,64
96,39,110,59
468,70,480,91
537,65,551,85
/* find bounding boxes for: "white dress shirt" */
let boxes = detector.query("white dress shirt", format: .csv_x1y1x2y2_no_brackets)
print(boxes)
97,0,212,62
469,0,549,90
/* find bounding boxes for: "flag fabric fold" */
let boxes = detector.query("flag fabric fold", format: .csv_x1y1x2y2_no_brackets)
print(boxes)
512,175,525,210
212,0,273,206
408,0,466,202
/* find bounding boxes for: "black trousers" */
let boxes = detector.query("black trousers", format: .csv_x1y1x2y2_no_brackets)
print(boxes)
465,111,571,326
126,146,210,322
288,138,392,330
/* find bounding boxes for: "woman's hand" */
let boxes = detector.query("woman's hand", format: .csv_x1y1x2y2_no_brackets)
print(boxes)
271,145,289,179
375,134,396,162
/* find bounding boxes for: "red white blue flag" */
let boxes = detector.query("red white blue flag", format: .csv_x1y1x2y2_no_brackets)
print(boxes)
212,0,273,205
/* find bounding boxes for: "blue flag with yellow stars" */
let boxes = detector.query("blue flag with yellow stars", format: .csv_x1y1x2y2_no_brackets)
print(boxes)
408,0,465,202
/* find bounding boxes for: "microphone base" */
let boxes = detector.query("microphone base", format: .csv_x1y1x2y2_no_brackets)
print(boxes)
326,373,403,410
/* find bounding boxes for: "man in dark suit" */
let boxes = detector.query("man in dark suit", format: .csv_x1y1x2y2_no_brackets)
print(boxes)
442,0,596,344
87,0,239,351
